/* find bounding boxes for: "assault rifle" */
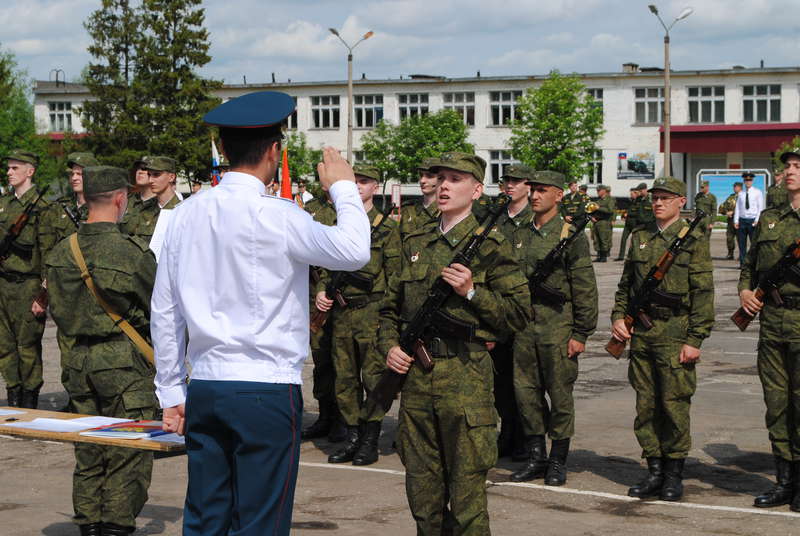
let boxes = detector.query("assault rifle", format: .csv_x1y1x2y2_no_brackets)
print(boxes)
605,210,705,359
530,202,598,305
367,194,511,414
0,185,50,263
310,204,394,333
61,202,81,228
731,238,800,331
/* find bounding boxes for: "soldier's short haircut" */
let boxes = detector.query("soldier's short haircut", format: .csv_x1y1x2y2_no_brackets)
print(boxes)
85,187,128,206
219,126,282,168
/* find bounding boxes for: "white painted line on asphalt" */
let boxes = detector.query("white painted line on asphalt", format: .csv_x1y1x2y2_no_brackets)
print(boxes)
299,461,800,519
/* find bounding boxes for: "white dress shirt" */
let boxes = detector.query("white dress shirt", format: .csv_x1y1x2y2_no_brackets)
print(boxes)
151,172,370,408
733,186,764,224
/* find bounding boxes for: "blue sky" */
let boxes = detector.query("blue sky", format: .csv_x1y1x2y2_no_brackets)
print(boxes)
2,0,797,85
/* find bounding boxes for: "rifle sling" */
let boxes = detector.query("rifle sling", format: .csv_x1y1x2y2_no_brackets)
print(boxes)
68,233,154,365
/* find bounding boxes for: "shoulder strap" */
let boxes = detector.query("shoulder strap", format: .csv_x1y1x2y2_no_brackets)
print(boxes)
68,233,154,365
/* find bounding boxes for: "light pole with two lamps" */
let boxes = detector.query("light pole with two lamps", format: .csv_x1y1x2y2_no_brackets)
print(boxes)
329,28,374,164
648,4,693,178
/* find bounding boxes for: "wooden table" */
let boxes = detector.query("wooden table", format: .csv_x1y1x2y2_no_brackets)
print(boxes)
0,407,185,453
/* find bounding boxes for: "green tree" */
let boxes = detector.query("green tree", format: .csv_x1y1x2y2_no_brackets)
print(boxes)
286,132,322,181
360,110,473,182
510,70,604,180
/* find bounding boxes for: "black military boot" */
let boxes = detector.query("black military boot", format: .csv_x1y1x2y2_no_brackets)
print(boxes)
628,457,664,498
544,438,570,486
352,421,381,466
328,425,360,463
791,462,800,512
101,523,135,535
510,435,548,482
78,523,102,536
6,386,22,407
301,398,333,440
660,458,685,501
21,389,39,409
754,456,793,508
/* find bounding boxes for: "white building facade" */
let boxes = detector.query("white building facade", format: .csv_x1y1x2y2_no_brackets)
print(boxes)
34,64,800,201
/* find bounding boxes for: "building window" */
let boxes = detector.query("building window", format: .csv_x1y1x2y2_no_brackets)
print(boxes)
353,151,365,163
743,84,781,122
311,95,340,129
634,87,664,124
443,92,475,126
354,94,384,128
49,101,72,131
282,97,298,129
586,150,602,184
489,150,517,184
398,93,429,120
490,91,522,126
587,88,604,113
688,86,724,123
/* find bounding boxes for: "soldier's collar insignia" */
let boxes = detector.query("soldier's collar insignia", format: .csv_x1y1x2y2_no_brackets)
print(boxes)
61,214,66,218
411,252,419,263
516,242,522,248
640,243,647,249
768,222,775,229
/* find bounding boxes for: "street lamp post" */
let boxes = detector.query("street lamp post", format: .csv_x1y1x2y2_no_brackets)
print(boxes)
648,5,693,178
329,28,374,163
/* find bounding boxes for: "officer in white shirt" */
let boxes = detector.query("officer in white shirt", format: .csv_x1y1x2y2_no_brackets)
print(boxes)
733,171,764,265
151,91,370,536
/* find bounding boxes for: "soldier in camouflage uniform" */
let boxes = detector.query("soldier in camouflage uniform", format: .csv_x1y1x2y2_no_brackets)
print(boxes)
611,177,714,502
320,164,400,466
560,180,589,223
46,166,158,536
591,184,615,262
380,152,530,535
121,157,153,233
738,148,800,511
766,171,788,210
0,150,51,408
615,187,639,261
121,156,180,244
634,182,655,225
718,182,741,260
510,170,597,486
400,157,441,239
491,165,533,460
694,180,717,242
302,189,347,443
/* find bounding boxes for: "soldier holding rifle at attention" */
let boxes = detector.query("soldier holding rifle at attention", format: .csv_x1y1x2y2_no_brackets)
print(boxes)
737,147,800,511
610,177,714,502
379,151,530,535
510,170,598,486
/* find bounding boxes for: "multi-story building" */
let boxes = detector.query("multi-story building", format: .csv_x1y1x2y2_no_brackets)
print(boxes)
33,63,800,200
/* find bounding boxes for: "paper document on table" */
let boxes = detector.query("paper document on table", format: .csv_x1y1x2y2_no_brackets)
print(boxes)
0,409,25,416
69,416,133,427
0,418,96,433
149,209,173,262
148,433,185,445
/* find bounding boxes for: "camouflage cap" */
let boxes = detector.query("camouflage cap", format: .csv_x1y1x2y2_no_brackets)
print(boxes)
416,157,442,173
649,177,686,197
132,156,149,169
636,182,648,190
502,164,536,182
4,149,39,167
67,152,99,169
83,166,130,196
733,181,743,187
579,184,588,191
526,170,566,188
144,155,177,173
434,151,486,183
353,163,380,181
597,184,610,192
779,146,800,164
701,180,710,187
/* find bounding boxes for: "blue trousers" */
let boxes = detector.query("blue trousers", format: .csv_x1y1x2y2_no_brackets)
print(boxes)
183,380,302,536
737,217,756,264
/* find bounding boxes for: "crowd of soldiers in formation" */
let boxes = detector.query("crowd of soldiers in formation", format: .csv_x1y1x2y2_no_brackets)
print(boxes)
1,145,799,535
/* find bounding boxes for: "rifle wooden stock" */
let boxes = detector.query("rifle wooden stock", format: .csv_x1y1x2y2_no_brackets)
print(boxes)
730,288,766,331
309,309,328,334
605,315,634,359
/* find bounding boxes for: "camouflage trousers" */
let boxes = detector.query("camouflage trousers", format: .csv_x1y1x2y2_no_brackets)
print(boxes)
309,317,335,403
757,305,800,461
725,219,736,256
397,345,497,536
513,326,579,440
63,336,158,529
0,276,45,391
616,221,635,259
591,221,612,255
628,317,696,459
331,299,385,425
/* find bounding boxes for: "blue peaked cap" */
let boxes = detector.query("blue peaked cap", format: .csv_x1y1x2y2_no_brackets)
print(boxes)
203,91,295,128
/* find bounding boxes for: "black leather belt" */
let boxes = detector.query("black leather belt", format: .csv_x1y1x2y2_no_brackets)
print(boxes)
342,293,382,310
779,295,800,310
645,305,688,321
0,271,39,283
425,337,485,358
